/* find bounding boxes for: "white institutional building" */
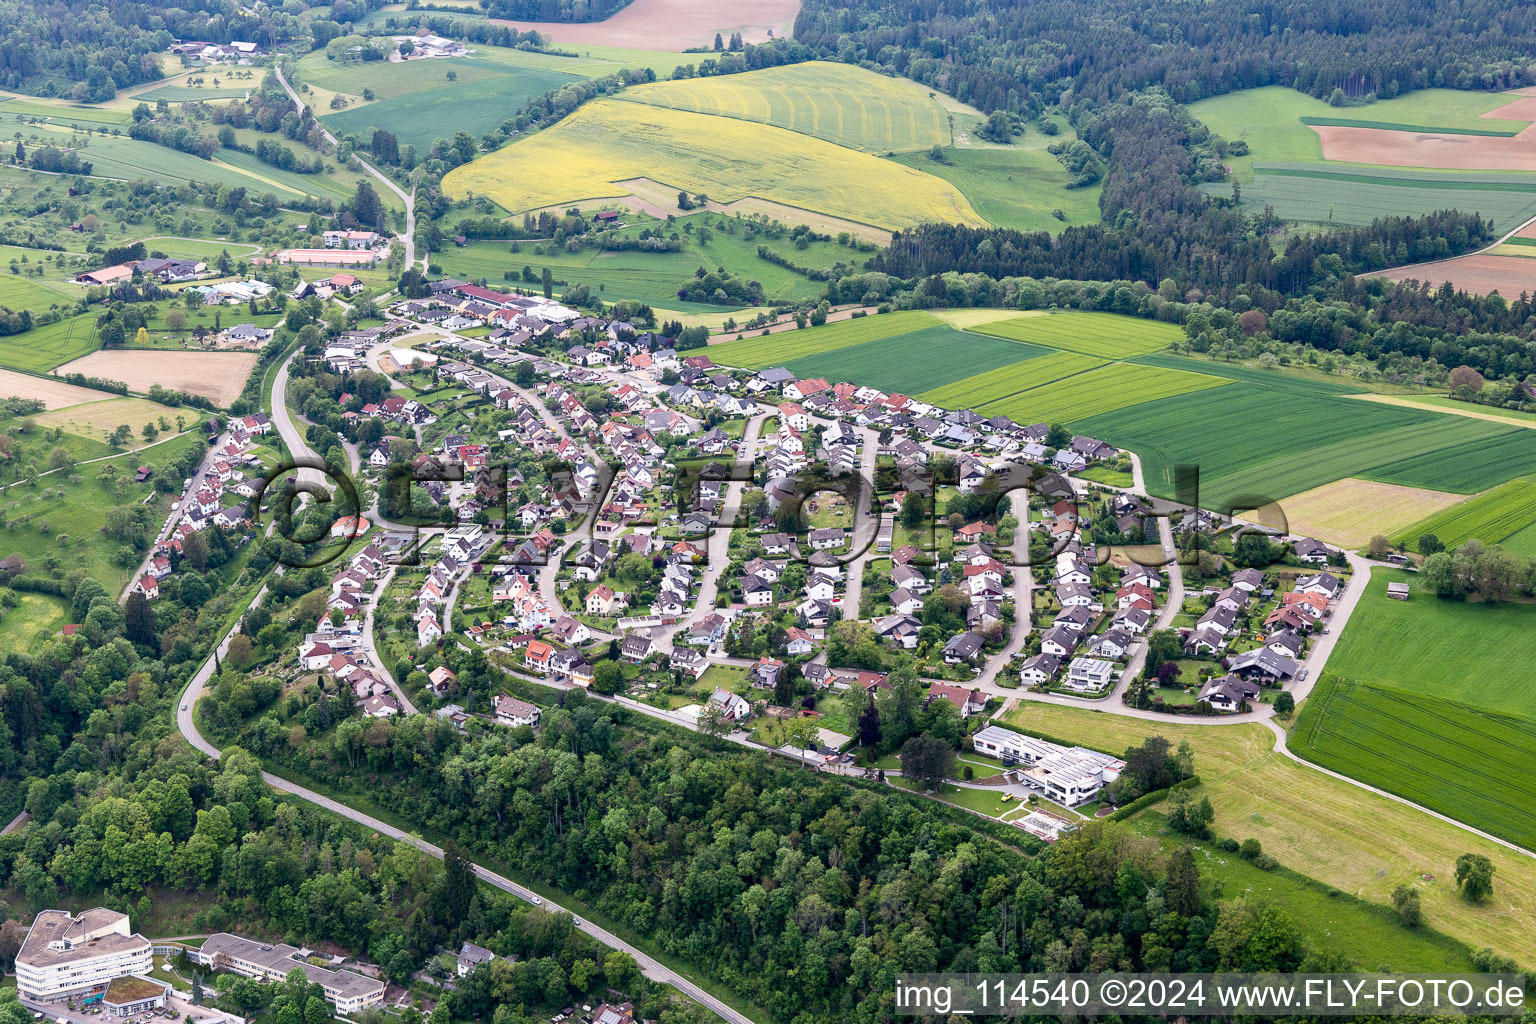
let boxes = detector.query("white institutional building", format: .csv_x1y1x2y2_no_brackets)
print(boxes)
15,908,153,1003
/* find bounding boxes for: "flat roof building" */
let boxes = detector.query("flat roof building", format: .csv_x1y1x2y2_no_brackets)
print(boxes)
193,933,386,1013
16,909,153,1003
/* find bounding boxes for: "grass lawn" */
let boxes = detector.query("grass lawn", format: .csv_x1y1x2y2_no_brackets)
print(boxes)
891,144,1103,233
889,776,1017,816
1004,700,1536,967
1077,463,1134,487
0,592,70,652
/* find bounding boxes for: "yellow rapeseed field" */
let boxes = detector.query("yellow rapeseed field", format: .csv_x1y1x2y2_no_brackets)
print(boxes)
618,61,952,153
442,99,982,230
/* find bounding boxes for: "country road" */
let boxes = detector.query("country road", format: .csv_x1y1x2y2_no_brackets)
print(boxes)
176,613,755,1024
273,65,422,272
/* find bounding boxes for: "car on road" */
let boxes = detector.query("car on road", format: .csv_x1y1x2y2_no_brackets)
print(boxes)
529,895,542,906
573,917,582,926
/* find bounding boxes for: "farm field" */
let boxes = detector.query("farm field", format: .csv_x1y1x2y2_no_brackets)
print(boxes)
1277,478,1466,548
708,310,938,368
1129,352,1370,395
36,397,196,445
891,145,1104,233
916,351,1106,407
1495,519,1536,555
1003,701,1536,967
0,593,70,654
1348,392,1536,428
0,272,78,311
968,311,1182,359
781,326,1049,397
487,0,798,50
321,65,582,153
0,312,101,373
1188,86,1536,180
1368,252,1536,297
620,62,952,154
1077,383,1536,508
1390,475,1536,548
1292,675,1536,851
0,369,112,409
441,100,983,230
1327,568,1536,718
53,350,259,406
979,361,1228,423
1224,164,1536,233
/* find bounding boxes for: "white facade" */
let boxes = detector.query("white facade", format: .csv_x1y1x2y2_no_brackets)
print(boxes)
16,909,153,1003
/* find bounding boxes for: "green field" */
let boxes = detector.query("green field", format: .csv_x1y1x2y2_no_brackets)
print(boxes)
1129,352,1370,395
1189,86,1535,181
708,310,939,368
322,64,582,152
0,272,77,311
1292,675,1536,852
1325,568,1536,719
968,311,1181,358
781,325,1048,396
1496,519,1536,555
135,84,253,101
436,215,849,311
1225,164,1536,234
916,351,1106,406
980,361,1228,423
620,62,951,154
1077,383,1536,507
0,311,100,372
891,144,1104,233
0,592,70,653
1390,475,1536,549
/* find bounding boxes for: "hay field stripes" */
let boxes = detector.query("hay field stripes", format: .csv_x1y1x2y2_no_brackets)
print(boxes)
706,310,941,368
916,351,1107,406
441,99,983,230
1293,676,1536,852
978,361,1230,423
619,61,951,153
1389,475,1536,548
968,311,1182,359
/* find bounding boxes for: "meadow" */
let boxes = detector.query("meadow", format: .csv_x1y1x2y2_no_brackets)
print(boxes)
0,430,202,590
620,62,952,153
916,351,1106,406
1226,164,1536,234
781,325,1047,396
1390,475,1536,548
891,145,1104,234
441,100,982,230
1003,700,1536,967
1078,383,1536,507
36,397,195,444
968,311,1182,358
708,310,938,368
0,272,78,311
979,361,1229,423
1129,352,1370,395
1325,568,1536,720
0,593,70,654
1188,86,1535,180
321,65,581,152
435,215,848,310
1292,675,1536,851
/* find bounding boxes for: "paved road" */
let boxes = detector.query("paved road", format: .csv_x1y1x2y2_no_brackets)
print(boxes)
273,65,420,271
272,354,332,492
118,431,224,601
176,614,755,1024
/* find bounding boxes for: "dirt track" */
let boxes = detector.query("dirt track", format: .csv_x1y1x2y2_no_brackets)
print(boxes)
491,0,799,49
